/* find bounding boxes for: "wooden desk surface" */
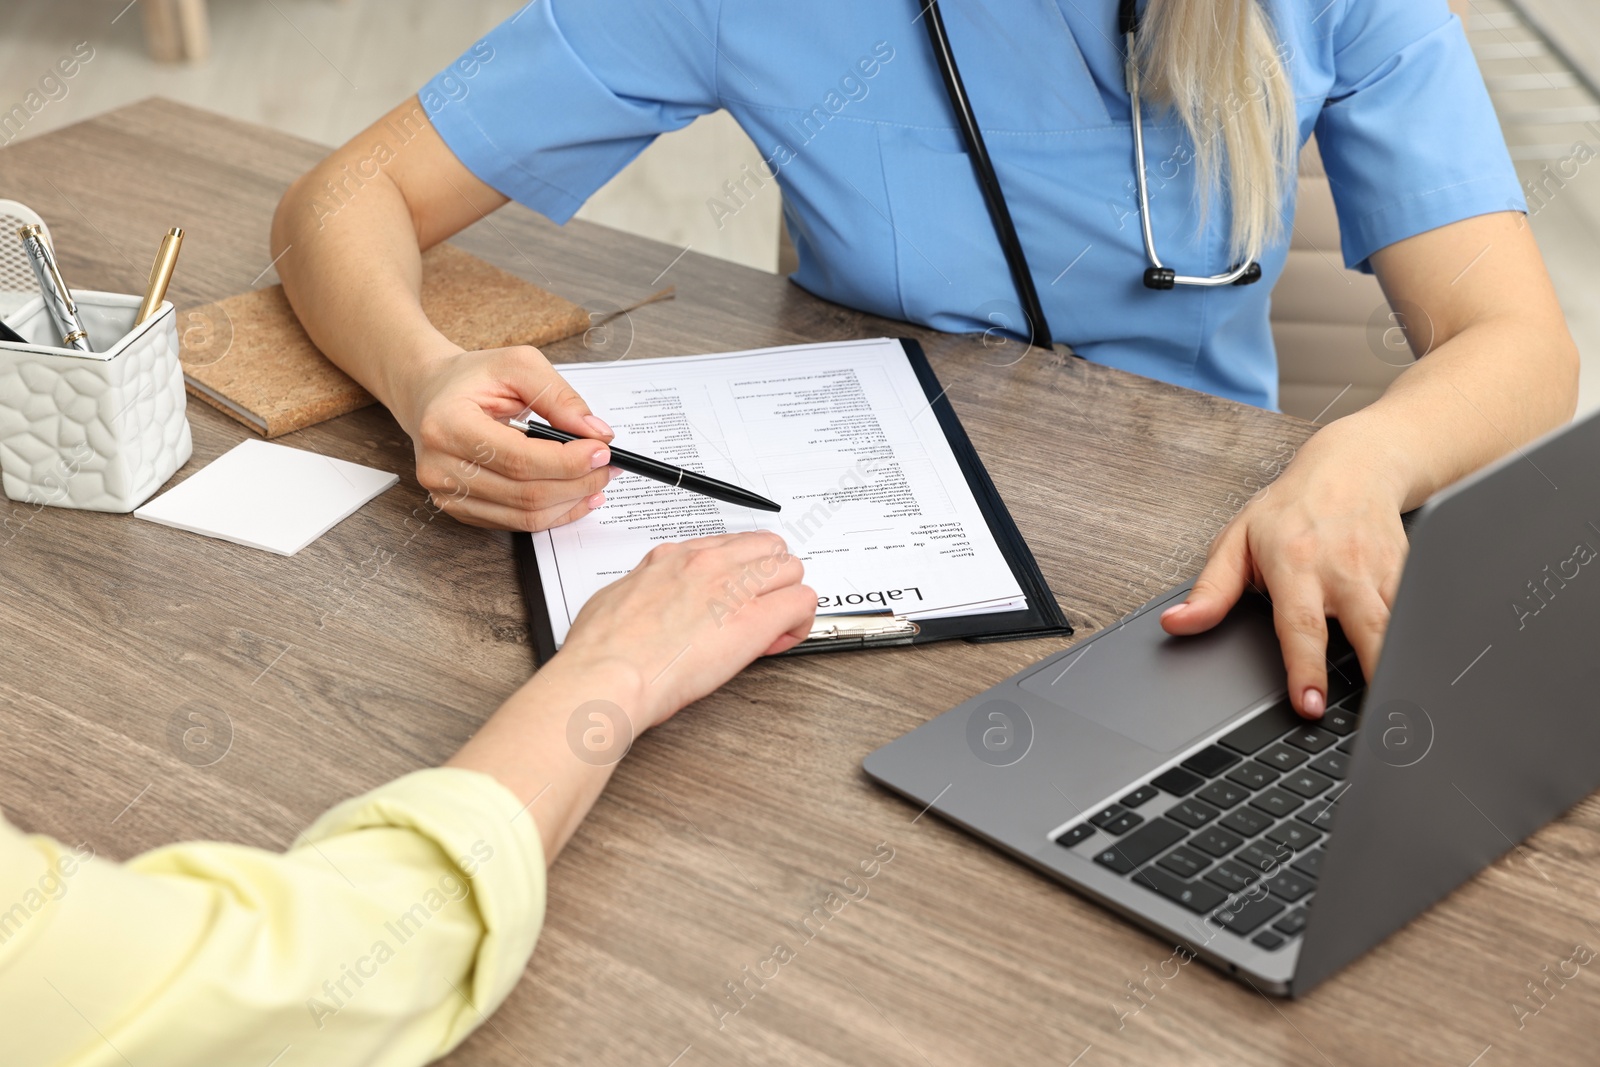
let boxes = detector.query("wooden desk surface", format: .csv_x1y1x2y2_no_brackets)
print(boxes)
2,100,1595,1066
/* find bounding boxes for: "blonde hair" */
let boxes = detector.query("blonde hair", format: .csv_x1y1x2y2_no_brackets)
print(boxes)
1134,0,1298,263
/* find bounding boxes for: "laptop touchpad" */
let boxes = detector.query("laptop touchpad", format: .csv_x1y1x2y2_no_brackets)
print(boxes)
1018,592,1287,755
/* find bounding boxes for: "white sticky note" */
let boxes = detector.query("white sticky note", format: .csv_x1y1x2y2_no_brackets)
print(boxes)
135,439,399,556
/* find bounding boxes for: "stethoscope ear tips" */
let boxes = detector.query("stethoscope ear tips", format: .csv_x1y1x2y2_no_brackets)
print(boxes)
1143,267,1177,290
1232,262,1263,286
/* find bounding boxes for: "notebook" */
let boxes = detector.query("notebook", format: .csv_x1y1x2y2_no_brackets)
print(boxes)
134,439,398,555
179,243,591,438
513,337,1070,661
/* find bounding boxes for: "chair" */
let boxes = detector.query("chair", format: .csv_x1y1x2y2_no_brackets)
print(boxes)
142,0,211,63
1271,138,1405,423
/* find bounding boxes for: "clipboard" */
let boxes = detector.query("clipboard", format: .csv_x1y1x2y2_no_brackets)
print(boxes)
512,337,1072,664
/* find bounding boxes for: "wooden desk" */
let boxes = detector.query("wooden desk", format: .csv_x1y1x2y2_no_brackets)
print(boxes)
2,100,1595,1066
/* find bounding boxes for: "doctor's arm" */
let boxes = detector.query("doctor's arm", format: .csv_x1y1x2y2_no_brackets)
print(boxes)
1162,210,1579,717
272,97,613,533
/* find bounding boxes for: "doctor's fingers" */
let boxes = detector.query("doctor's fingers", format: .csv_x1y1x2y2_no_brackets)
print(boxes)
1161,521,1252,636
1260,564,1331,720
488,346,613,441
423,461,613,516
422,411,610,484
1324,580,1391,685
431,483,605,532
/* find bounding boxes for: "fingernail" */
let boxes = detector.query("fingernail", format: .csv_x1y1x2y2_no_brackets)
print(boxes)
587,492,606,508
584,414,613,437
1302,688,1325,717
590,448,611,469
1160,603,1187,619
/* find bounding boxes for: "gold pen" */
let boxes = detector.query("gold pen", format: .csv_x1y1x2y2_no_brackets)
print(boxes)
134,227,184,327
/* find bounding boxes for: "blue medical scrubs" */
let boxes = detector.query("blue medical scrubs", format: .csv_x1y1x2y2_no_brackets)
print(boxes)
421,0,1523,410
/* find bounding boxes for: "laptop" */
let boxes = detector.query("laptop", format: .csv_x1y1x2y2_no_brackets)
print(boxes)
864,408,1600,996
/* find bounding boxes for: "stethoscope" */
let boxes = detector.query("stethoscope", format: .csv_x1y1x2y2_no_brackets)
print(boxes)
919,0,1262,348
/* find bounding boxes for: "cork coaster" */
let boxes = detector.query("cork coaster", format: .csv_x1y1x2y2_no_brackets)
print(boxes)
180,243,590,438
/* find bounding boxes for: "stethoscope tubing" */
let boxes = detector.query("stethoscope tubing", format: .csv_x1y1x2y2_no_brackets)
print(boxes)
1124,30,1258,288
922,0,1261,342
919,0,1055,346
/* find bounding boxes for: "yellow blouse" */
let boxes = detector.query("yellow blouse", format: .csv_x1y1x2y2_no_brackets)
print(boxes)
0,768,546,1066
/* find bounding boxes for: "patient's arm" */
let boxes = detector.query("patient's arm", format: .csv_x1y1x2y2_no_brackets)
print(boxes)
0,531,813,1065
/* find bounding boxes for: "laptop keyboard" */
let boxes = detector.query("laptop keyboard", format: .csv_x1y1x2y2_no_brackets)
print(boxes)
1055,669,1364,953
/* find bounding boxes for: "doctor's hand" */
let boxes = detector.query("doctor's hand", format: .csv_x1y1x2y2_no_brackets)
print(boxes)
1159,426,1410,719
394,344,617,531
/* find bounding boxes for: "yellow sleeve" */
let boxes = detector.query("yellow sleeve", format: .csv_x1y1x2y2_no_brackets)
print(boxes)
0,767,546,1067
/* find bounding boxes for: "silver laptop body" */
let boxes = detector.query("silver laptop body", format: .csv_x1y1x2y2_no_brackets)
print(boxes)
864,409,1600,995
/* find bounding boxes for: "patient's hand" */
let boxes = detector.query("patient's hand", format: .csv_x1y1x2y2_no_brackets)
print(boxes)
557,532,816,732
447,531,813,860
399,345,617,531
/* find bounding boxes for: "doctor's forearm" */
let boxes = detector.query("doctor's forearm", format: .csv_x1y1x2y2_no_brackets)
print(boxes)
271,97,511,434
1314,315,1578,512
1303,211,1580,510
272,167,453,430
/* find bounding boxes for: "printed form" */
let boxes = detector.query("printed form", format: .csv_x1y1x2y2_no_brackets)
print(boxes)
521,338,1025,647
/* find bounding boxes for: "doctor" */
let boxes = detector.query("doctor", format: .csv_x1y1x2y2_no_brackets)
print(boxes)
273,0,1578,718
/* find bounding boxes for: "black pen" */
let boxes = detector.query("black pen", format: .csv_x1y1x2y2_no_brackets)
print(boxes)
520,421,781,512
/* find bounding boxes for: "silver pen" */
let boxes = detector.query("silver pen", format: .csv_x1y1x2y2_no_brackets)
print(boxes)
17,225,93,352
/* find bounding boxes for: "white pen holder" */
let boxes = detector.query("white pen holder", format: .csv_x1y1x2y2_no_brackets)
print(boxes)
0,291,192,512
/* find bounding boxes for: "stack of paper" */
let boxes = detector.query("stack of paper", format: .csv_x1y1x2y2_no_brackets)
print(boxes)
135,439,398,555
521,338,1026,648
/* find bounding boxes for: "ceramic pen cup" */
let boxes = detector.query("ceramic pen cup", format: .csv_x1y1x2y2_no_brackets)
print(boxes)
0,290,192,512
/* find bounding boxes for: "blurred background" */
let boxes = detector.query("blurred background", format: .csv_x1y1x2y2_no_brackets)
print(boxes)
4,0,1597,413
